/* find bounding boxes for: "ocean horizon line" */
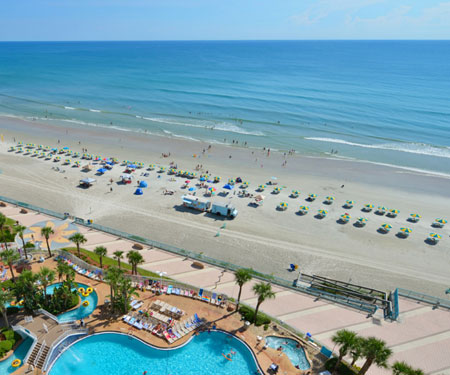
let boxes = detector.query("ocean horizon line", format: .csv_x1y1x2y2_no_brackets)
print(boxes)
1,39,450,43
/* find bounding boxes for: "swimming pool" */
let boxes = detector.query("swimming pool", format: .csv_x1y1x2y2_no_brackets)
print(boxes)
46,282,98,323
0,336,33,374
265,336,311,370
49,331,260,375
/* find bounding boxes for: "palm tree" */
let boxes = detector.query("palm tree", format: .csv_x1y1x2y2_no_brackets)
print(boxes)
105,266,124,312
234,269,252,311
350,337,365,367
392,361,424,375
94,246,107,269
69,233,87,257
16,225,28,259
359,337,392,375
38,267,56,302
252,282,275,324
0,213,9,250
331,330,358,372
41,226,54,258
0,289,12,328
126,250,144,275
1,249,20,283
113,251,124,269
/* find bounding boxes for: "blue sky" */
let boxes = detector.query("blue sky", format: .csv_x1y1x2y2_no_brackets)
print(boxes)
1,0,449,41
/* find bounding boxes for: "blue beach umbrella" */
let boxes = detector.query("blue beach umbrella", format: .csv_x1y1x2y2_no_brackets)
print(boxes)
127,164,137,169
139,181,148,188
97,168,107,174
223,184,234,190
188,187,196,192
135,188,143,195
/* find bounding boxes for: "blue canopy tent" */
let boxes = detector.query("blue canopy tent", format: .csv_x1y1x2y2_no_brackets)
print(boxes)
96,168,107,174
223,184,234,190
135,188,143,195
139,181,148,188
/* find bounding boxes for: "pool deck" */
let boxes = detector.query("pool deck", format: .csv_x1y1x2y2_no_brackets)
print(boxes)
3,205,450,375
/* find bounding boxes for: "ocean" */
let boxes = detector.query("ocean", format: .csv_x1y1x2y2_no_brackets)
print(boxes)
0,41,449,174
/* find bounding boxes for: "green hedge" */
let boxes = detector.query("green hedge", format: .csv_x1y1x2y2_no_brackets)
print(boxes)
238,305,271,327
325,357,357,375
0,328,19,358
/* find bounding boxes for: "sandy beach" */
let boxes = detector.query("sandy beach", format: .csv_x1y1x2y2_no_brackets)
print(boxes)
1,115,450,297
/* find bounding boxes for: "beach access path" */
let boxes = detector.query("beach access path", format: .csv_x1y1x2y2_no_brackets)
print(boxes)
2,205,450,375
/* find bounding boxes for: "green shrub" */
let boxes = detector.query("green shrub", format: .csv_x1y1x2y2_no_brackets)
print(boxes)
263,324,269,331
3,330,14,340
238,305,271,327
0,340,13,354
325,358,357,375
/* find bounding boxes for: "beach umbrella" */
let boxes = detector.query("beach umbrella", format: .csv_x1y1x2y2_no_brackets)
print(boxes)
341,214,351,220
134,188,143,195
299,205,309,214
273,187,281,194
185,180,191,184
223,184,234,190
188,187,196,192
208,187,216,192
435,218,447,225
345,200,355,207
278,202,288,210
213,176,221,183
148,164,155,170
390,209,400,215
429,233,441,239
64,159,71,164
63,146,69,150
400,227,412,233
291,190,300,198
377,206,387,213
97,168,107,174
410,213,421,219
228,178,236,185
17,141,23,145
325,196,335,202
364,204,374,209
128,164,137,169
242,181,249,187
199,177,206,181
381,223,392,230
318,209,328,216
159,167,166,172
258,184,266,191
37,145,43,150
139,181,148,188
308,193,317,200
74,161,81,167
357,217,368,224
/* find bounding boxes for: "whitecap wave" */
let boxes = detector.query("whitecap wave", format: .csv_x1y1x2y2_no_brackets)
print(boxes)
89,109,101,113
305,137,450,159
64,106,75,110
141,116,264,136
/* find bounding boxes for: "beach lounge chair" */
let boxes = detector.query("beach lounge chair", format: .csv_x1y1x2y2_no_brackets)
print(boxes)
133,302,144,310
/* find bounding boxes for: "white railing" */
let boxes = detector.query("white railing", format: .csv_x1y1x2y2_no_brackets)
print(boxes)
42,328,88,371
33,340,46,367
11,324,38,364
36,308,59,322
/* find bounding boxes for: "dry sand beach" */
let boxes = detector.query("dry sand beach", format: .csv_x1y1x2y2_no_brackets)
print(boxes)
1,115,450,296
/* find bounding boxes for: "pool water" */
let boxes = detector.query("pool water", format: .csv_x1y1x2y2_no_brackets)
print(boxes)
46,282,98,323
49,331,260,375
265,336,310,370
0,337,33,374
